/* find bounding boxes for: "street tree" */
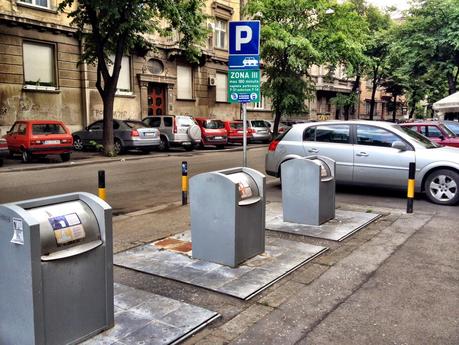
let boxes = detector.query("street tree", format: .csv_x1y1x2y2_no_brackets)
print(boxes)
244,0,366,135
59,0,206,155
395,0,459,96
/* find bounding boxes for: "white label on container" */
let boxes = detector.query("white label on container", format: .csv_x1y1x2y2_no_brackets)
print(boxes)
11,218,24,245
54,224,86,245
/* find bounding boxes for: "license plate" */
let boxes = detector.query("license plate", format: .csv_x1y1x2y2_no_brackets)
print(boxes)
237,131,244,134
215,136,222,140
44,140,60,144
183,142,191,145
144,132,155,136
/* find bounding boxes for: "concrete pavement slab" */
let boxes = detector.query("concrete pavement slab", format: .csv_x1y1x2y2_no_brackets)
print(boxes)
266,201,381,241
114,231,328,300
82,283,219,345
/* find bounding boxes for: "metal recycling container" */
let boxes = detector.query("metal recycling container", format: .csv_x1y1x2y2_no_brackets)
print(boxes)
282,156,336,225
190,167,266,267
0,192,114,345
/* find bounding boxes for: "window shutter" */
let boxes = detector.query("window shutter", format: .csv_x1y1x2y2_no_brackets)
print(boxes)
23,42,55,85
177,65,193,99
216,73,227,102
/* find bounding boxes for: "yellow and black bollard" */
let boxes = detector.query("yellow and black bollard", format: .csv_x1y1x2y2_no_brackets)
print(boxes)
98,170,106,201
406,162,415,213
182,161,188,205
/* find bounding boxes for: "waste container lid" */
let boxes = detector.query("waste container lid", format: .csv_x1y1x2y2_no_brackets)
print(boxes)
310,159,332,178
226,172,260,203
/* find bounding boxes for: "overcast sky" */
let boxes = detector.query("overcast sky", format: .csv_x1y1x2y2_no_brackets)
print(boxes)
366,0,410,17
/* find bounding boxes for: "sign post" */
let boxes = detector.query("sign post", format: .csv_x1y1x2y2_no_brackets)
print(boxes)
228,21,260,167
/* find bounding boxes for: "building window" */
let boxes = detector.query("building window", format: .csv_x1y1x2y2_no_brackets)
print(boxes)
18,0,49,8
108,55,132,93
216,72,227,102
177,65,193,100
365,101,371,115
23,41,56,89
214,19,227,49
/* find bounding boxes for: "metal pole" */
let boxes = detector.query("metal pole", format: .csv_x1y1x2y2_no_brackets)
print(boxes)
406,162,415,213
181,161,188,205
242,102,247,167
98,170,106,201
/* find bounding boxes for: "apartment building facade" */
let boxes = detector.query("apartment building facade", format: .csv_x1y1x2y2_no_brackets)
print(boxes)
0,0,241,135
0,0,406,136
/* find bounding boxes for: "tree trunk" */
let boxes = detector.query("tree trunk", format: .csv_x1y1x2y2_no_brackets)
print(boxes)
273,107,282,138
349,75,360,119
409,97,416,119
369,67,378,120
103,92,115,155
447,71,457,95
393,94,399,121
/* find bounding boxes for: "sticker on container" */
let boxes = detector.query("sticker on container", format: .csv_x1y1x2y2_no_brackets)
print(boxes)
48,213,85,245
11,217,24,245
237,182,253,199
53,224,86,245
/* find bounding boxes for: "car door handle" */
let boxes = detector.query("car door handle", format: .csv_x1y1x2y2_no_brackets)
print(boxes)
308,148,319,153
356,152,368,157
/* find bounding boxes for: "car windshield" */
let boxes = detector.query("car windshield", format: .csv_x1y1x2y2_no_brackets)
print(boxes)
439,124,456,137
32,124,66,135
445,121,459,135
124,121,146,129
251,120,267,127
203,120,224,129
230,122,243,129
398,125,440,148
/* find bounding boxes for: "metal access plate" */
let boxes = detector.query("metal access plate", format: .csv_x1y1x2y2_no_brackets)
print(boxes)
82,283,219,345
114,232,327,300
266,202,381,242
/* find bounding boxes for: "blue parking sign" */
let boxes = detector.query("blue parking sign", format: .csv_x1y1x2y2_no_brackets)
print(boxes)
229,21,260,56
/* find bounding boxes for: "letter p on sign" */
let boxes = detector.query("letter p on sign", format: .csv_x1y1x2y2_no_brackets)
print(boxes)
229,21,260,56
235,26,252,51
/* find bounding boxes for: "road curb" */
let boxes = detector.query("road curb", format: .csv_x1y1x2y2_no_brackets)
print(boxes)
0,144,267,174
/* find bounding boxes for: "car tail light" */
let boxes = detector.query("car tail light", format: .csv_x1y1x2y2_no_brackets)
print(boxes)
173,118,177,133
268,140,280,152
61,139,70,143
31,139,42,145
131,129,139,137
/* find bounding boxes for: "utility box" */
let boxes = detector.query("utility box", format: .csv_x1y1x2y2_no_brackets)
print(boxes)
0,192,114,345
282,156,336,225
190,167,265,267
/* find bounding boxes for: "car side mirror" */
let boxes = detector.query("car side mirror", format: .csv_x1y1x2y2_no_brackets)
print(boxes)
392,140,408,151
439,135,444,141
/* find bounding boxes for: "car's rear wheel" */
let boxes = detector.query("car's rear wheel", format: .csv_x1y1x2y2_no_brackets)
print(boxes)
21,150,31,163
114,139,123,155
216,144,225,149
184,145,194,152
424,169,459,205
0,159,3,167
73,136,84,151
159,136,169,152
61,153,71,162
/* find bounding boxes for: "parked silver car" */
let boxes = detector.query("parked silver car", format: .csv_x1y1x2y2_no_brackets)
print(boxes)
247,120,271,143
266,120,459,205
72,119,160,154
142,115,201,151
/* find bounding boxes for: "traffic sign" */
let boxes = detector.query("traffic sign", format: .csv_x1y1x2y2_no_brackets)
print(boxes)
228,55,260,70
228,69,260,103
229,21,260,56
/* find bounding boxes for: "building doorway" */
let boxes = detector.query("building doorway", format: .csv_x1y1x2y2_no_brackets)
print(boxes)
148,83,166,116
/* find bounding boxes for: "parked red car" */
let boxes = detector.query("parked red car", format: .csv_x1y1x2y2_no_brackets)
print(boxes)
5,120,73,163
194,117,228,149
400,121,459,148
0,138,8,167
223,120,253,144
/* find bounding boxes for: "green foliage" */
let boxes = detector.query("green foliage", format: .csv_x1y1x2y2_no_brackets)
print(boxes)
245,0,367,132
390,0,459,112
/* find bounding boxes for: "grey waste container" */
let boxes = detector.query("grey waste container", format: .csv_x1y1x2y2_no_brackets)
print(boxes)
0,192,114,345
190,167,265,267
282,156,336,225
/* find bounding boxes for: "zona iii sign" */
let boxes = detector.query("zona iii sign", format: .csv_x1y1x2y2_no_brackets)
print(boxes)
228,70,260,103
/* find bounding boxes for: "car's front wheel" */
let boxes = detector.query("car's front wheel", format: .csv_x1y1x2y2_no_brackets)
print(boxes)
159,136,169,152
73,136,84,151
424,169,459,205
61,153,71,162
21,150,31,163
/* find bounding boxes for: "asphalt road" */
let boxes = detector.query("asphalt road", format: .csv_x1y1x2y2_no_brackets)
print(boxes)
0,147,272,215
